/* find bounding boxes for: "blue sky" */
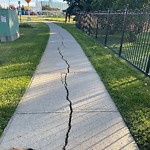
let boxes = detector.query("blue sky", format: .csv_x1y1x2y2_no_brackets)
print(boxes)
0,0,65,7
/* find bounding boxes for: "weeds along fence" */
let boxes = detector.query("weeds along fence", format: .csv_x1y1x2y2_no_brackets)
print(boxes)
76,10,150,77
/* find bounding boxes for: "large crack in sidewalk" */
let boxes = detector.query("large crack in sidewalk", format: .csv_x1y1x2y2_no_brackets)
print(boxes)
58,45,73,150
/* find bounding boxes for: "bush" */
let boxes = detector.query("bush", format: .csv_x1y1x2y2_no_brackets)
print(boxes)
19,23,33,28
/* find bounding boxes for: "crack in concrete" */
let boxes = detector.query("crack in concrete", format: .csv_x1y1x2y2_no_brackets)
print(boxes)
10,148,34,150
58,47,70,73
58,45,73,150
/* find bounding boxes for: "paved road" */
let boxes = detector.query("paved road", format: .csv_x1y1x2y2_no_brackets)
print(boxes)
0,22,138,150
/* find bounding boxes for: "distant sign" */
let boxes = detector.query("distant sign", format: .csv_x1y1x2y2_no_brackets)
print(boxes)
1,16,6,22
25,0,31,4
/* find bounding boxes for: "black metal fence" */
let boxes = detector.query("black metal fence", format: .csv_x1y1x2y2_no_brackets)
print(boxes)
76,9,150,77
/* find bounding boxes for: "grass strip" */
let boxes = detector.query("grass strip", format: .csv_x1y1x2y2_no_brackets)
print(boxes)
20,15,66,23
0,22,49,136
56,22,150,150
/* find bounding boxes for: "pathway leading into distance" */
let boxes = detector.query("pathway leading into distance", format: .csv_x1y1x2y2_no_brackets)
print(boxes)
0,22,138,150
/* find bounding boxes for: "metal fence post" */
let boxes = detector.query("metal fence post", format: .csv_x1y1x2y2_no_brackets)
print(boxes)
95,18,99,38
76,13,79,28
78,14,81,29
82,14,85,32
119,6,128,56
105,9,110,46
88,23,91,35
146,55,150,75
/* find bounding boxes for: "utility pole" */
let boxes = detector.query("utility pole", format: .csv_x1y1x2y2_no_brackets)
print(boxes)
18,1,21,23
25,0,31,21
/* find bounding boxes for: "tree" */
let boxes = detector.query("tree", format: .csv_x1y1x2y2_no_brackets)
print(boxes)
64,0,150,12
91,0,116,11
42,5,51,11
113,0,150,10
63,0,84,22
63,0,93,12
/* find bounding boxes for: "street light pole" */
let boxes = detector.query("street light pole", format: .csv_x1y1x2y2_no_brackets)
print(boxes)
28,2,31,21
18,1,21,23
25,0,31,21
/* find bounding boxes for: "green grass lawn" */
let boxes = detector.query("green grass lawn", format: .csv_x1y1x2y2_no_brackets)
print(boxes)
20,15,74,23
20,15,66,22
0,22,49,136
56,22,150,150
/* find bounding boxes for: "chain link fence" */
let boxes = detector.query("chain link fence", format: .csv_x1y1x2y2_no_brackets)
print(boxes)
76,9,150,77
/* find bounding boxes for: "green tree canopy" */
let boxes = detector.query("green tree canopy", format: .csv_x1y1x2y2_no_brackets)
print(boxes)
42,5,51,11
63,0,149,13
113,0,149,10
91,0,115,11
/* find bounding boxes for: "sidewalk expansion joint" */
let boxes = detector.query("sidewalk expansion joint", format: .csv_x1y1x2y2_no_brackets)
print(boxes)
58,46,73,150
16,112,70,114
15,110,118,115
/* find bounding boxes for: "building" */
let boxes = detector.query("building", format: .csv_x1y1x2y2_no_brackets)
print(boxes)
35,0,68,12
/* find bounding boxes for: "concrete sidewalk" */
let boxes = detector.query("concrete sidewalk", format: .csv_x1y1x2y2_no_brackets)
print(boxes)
0,22,138,150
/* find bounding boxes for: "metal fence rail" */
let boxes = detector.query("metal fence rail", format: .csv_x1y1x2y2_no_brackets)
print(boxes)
76,10,150,77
